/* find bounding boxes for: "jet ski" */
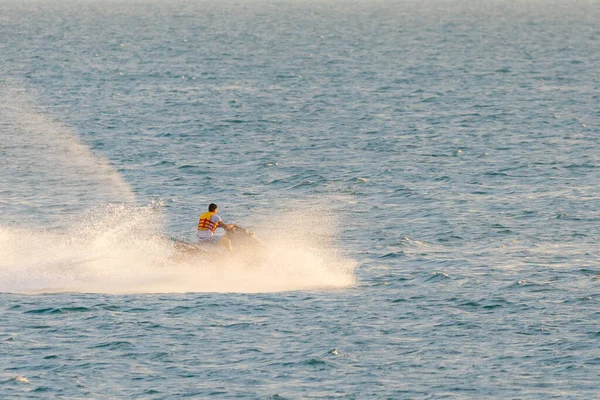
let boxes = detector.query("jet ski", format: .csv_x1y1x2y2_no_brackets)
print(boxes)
171,226,267,265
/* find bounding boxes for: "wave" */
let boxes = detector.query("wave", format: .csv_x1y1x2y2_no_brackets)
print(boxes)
0,204,355,294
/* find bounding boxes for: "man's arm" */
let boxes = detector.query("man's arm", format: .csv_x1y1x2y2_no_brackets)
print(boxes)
217,221,237,231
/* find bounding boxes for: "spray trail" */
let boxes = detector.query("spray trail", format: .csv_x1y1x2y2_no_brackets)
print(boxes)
0,80,135,227
0,204,355,294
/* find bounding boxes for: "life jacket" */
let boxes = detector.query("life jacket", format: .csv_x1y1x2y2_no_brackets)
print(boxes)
197,211,218,234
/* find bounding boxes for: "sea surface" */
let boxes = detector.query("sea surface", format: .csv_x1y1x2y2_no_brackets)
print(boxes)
1,0,600,398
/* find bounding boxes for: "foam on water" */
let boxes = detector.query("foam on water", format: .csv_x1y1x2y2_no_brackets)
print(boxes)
0,204,355,294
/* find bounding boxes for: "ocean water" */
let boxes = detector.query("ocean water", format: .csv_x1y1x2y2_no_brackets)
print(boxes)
1,0,599,398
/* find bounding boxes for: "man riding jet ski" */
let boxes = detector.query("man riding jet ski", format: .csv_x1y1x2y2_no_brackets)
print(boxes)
172,203,265,263
197,203,237,250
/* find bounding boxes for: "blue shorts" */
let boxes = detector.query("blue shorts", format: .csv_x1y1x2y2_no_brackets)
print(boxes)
197,234,219,244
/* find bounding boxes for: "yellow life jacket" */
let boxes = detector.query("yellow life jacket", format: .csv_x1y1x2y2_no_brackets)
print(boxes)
197,211,218,233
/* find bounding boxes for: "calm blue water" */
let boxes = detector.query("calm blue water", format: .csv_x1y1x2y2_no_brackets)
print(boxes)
1,0,600,398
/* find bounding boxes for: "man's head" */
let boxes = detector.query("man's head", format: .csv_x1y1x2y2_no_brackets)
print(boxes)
209,203,218,212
